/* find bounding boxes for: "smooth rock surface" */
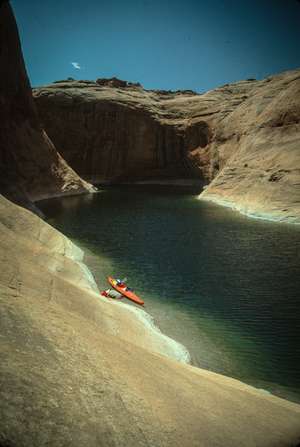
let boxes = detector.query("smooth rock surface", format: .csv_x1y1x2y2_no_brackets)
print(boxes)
199,70,300,223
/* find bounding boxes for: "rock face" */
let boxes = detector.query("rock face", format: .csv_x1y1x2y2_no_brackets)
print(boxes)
1,3,300,445
1,193,300,447
34,70,300,222
34,80,194,184
199,70,300,223
33,77,252,186
0,1,94,210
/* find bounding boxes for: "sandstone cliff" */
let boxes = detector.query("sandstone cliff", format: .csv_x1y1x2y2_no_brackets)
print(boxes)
0,1,94,211
1,193,300,447
1,2,300,444
34,70,300,222
199,70,300,223
33,77,254,185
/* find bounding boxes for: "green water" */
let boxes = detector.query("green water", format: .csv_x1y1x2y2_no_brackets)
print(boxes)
39,186,300,402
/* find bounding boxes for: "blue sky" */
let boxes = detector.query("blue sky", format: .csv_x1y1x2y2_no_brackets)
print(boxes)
12,0,300,92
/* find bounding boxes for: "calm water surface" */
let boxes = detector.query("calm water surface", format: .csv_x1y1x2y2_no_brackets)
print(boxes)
39,186,300,402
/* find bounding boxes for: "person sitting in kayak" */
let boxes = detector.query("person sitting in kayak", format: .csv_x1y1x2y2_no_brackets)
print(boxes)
116,278,126,288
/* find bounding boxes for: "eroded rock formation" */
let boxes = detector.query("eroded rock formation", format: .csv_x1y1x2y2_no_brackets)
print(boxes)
34,82,190,184
33,77,253,185
199,70,300,222
0,1,94,211
34,70,300,222
1,2,300,445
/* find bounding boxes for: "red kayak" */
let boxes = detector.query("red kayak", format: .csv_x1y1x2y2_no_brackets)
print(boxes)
107,276,144,306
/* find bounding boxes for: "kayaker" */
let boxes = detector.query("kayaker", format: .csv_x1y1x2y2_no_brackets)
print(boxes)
117,279,126,288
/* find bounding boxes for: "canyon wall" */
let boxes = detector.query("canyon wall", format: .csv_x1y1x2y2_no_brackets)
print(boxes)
34,71,300,222
1,3,300,444
0,1,94,211
33,81,198,184
33,77,258,185
199,70,300,222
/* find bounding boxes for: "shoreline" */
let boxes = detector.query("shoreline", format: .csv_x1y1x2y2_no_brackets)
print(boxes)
36,182,300,225
199,193,300,225
108,299,191,364
122,178,204,187
66,239,193,365
31,186,98,204
3,187,300,447
78,244,300,404
79,244,300,405
95,178,204,188
35,192,300,403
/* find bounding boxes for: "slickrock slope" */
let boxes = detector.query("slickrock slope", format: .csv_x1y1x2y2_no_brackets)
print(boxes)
199,70,300,223
1,193,300,447
0,2,94,211
34,70,300,222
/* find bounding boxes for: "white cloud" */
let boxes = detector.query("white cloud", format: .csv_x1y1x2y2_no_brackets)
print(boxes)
71,62,81,70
